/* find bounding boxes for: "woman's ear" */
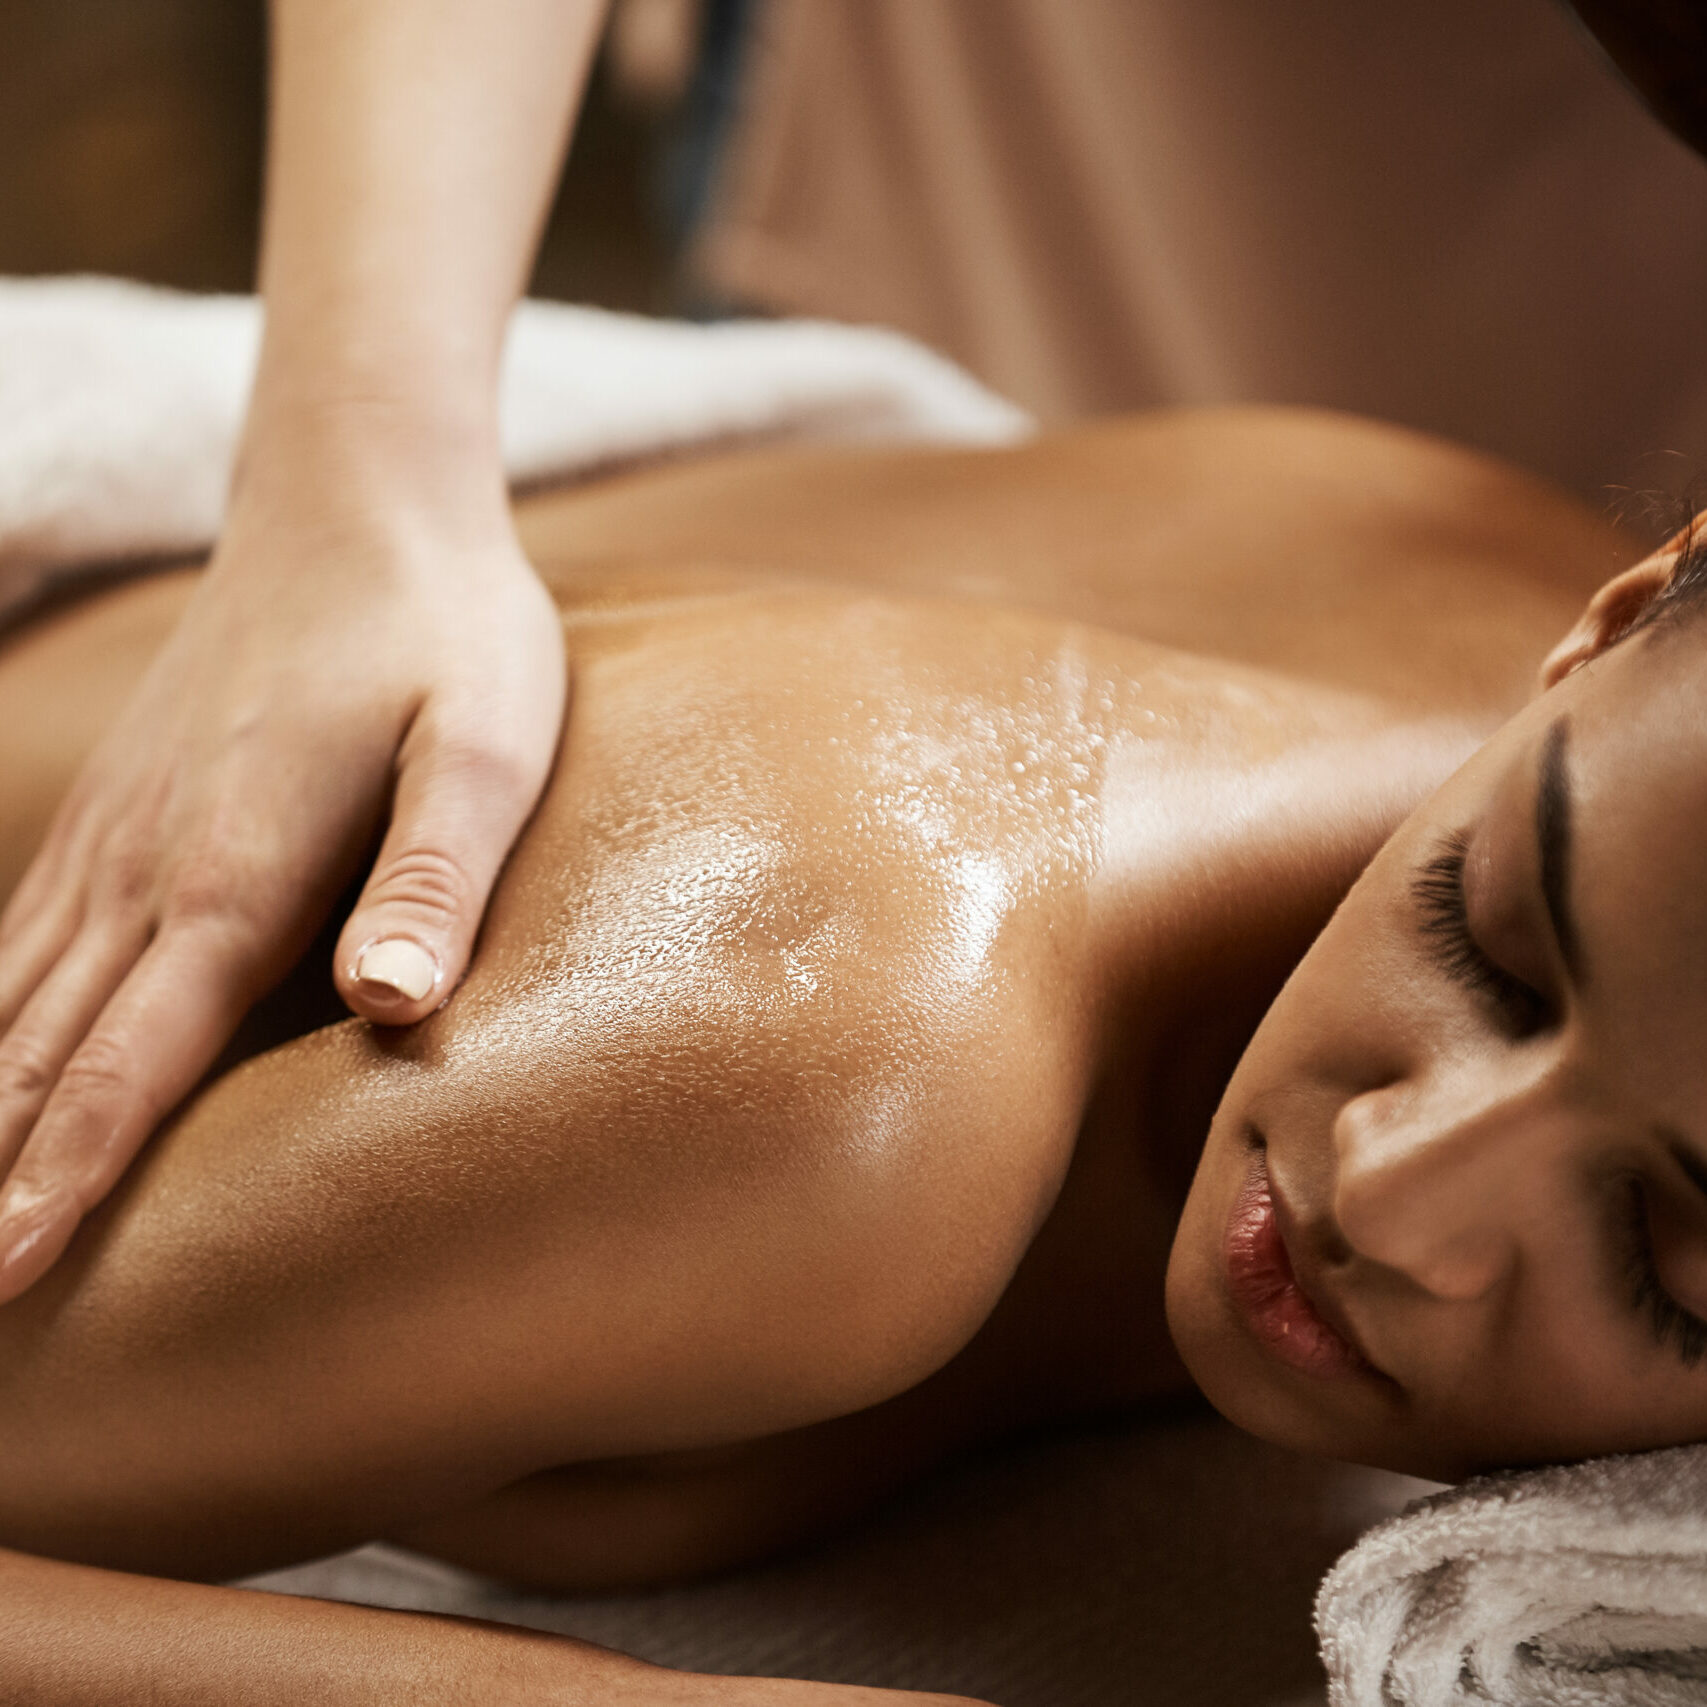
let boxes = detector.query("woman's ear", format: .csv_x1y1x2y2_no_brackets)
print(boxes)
1539,521,1700,689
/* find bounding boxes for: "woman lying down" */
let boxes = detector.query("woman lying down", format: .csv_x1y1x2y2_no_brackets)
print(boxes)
0,406,1699,1704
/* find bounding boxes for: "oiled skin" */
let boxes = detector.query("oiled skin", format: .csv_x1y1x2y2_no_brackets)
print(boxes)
0,409,1627,1588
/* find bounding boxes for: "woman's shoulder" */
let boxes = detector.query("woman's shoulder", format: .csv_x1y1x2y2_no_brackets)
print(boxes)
520,405,1633,718
505,585,1109,1124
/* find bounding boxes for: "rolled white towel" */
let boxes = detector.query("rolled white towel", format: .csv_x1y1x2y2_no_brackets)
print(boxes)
0,274,1031,614
1316,1443,1707,1706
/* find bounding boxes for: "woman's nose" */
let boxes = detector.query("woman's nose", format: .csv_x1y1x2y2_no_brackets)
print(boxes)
1330,1062,1565,1301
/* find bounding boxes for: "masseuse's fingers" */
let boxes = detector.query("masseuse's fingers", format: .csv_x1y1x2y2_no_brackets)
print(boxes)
0,890,82,1038
335,684,561,1025
0,920,152,1178
0,918,257,1300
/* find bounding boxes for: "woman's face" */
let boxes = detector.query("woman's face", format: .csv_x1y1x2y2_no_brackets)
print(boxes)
1167,545,1707,1480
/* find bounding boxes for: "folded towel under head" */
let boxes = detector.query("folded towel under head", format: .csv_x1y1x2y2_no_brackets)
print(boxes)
0,274,1030,621
1317,1442,1707,1706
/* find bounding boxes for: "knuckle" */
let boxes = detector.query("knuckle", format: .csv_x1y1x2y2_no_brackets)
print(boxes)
53,1032,132,1111
56,1024,130,1092
161,869,237,925
92,839,158,910
0,1037,57,1105
365,847,473,925
429,729,537,810
159,852,265,938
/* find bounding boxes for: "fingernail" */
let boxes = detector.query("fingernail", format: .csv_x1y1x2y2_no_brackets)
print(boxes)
353,939,439,1002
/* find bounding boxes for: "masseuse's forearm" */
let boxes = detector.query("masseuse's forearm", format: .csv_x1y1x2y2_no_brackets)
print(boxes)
0,1,605,1304
251,0,609,484
0,1549,981,1707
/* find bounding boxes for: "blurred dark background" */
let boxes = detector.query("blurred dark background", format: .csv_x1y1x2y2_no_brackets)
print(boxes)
8,0,1707,514
0,0,680,309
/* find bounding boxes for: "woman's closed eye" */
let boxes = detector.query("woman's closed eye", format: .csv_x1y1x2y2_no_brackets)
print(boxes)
1617,1177,1707,1369
1411,832,1554,1037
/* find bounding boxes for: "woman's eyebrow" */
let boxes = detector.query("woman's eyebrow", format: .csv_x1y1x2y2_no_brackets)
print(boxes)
1535,717,1584,983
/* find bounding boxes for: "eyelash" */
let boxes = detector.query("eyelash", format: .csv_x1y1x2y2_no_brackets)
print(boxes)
1410,833,1552,1037
1618,1178,1707,1368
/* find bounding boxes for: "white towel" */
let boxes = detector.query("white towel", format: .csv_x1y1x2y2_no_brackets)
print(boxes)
0,275,1030,617
1316,1443,1707,1706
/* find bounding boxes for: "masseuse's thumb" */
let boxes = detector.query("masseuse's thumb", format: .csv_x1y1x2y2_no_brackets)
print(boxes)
334,714,549,1027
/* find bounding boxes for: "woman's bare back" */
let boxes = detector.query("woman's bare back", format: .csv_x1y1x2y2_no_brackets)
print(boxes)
0,409,1627,1587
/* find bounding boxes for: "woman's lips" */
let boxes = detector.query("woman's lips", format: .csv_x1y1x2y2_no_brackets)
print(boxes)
1224,1151,1371,1381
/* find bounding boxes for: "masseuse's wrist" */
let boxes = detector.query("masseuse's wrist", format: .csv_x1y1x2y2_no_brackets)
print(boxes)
228,381,517,567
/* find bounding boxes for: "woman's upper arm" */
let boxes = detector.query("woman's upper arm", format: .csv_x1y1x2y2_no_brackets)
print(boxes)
0,931,1055,1581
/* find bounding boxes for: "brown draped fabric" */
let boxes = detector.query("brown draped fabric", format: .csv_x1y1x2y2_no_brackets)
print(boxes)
695,0,1707,502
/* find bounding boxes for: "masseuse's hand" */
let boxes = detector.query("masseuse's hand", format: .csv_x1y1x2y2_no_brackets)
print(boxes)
0,428,565,1300
0,0,610,1299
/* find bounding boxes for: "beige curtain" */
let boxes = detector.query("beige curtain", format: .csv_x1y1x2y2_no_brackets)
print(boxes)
697,0,1707,502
